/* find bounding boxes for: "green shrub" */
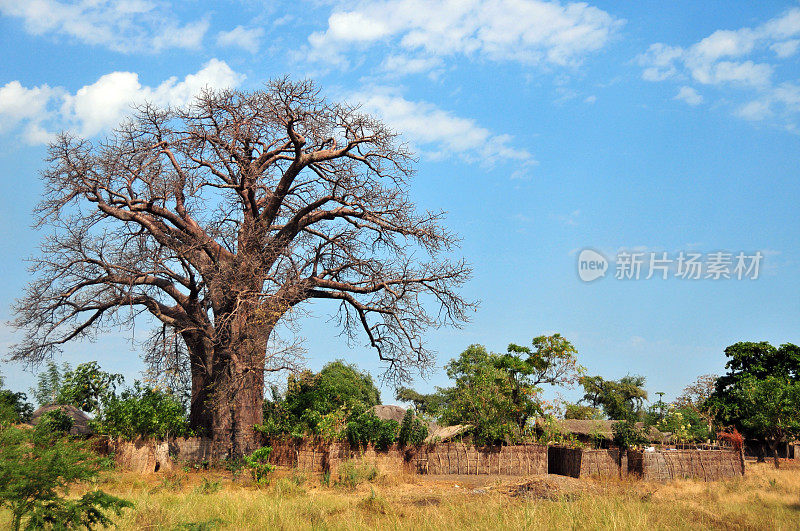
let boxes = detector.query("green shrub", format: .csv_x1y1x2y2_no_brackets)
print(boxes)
612,419,648,450
36,409,74,435
243,447,275,485
398,409,428,447
94,382,190,439
346,412,399,450
0,425,131,531
0,390,34,426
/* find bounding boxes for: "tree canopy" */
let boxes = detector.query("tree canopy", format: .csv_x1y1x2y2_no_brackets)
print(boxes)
579,374,648,421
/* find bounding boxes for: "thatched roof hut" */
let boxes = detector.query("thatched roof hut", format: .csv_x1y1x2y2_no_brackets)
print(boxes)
30,404,93,436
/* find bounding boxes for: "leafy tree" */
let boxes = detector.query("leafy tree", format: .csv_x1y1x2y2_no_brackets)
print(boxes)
673,373,718,435
579,374,648,420
438,345,527,444
345,412,399,451
0,390,34,426
94,382,190,440
719,376,800,468
612,419,648,450
398,408,428,447
395,387,446,416
709,341,800,462
56,362,123,414
262,361,382,437
657,406,710,444
12,79,473,456
30,361,70,407
564,403,603,420
0,424,131,531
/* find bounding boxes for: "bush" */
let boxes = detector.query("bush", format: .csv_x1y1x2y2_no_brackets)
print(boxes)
0,425,131,531
612,419,648,450
36,409,74,435
398,409,428,447
95,382,190,439
346,412,399,450
244,447,275,485
0,390,34,426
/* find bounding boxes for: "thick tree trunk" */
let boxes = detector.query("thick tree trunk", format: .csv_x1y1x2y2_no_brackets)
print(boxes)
184,322,270,459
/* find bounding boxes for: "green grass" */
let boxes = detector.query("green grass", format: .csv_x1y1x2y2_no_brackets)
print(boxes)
2,462,799,529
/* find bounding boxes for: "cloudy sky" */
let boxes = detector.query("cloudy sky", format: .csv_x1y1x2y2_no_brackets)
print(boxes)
0,1,798,406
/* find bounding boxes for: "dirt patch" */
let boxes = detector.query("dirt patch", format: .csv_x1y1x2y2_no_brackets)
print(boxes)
503,474,599,500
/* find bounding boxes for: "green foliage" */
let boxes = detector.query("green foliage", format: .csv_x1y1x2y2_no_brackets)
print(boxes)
36,409,74,435
262,361,382,439
395,387,446,416
0,425,131,531
720,376,800,466
579,374,648,420
438,345,531,444
57,362,123,414
536,416,583,447
398,409,428,447
612,419,648,450
95,382,190,439
564,403,603,420
709,342,800,446
346,412,399,450
657,406,710,443
243,447,275,485
0,390,34,426
30,361,70,407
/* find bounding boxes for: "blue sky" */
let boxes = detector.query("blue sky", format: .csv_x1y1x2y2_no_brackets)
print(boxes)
0,1,798,408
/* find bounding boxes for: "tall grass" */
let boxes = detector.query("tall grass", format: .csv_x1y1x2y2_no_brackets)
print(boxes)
1,462,798,529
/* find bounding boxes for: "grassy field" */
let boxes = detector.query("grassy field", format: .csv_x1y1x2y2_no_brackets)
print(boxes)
3,461,799,530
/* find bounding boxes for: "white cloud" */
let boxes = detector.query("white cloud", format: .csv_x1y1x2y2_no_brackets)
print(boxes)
0,0,210,53
380,54,444,77
674,86,703,106
349,87,535,169
770,39,800,58
0,59,244,143
0,81,60,143
308,0,623,70
216,25,264,53
584,95,597,104
737,100,772,121
639,7,800,123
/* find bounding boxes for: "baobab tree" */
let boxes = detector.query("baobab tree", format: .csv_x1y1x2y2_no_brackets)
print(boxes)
11,78,473,456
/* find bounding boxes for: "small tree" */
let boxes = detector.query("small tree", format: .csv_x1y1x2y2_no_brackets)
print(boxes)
579,374,648,420
398,408,428,447
0,425,131,530
723,376,800,468
57,362,123,415
30,361,70,407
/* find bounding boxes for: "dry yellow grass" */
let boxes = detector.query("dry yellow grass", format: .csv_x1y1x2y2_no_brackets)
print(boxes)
2,462,799,530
